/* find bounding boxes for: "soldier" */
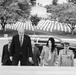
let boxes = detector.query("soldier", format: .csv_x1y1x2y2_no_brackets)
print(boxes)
58,42,74,66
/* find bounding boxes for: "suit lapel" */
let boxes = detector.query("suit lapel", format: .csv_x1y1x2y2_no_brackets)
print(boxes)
6,45,10,54
18,35,26,47
18,35,21,47
19,35,26,47
22,35,26,47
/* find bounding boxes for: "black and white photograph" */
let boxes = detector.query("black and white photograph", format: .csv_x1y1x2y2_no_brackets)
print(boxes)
0,0,76,75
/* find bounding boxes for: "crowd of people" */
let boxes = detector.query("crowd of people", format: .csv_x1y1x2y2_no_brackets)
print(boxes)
1,27,74,66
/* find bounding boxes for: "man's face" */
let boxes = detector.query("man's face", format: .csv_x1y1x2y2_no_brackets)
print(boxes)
31,41,35,48
8,40,11,46
18,28,25,36
64,44,69,50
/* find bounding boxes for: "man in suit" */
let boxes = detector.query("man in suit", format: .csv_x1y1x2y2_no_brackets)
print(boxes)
31,41,40,66
1,39,12,65
10,28,33,66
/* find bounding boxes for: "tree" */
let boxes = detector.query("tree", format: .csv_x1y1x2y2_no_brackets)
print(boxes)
68,0,76,4
46,4,68,26
66,18,76,35
58,13,76,35
0,0,31,32
30,15,40,35
57,4,76,35
30,0,36,6
46,3,76,35
52,0,58,5
0,16,7,33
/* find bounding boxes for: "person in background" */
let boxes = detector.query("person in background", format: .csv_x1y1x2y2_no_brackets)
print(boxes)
40,37,57,66
31,41,40,66
1,39,12,66
58,42,74,66
10,27,33,66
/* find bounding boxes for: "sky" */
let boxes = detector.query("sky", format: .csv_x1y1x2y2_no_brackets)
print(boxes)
36,0,68,6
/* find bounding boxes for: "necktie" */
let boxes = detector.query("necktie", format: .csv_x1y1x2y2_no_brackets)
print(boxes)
20,36,23,46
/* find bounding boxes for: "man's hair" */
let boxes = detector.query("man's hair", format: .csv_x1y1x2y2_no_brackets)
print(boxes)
17,27,25,32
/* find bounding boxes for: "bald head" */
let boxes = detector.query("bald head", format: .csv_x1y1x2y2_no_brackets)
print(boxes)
18,28,25,36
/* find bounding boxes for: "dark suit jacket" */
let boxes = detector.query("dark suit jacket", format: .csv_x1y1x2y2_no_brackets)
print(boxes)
32,46,40,66
1,44,11,65
10,34,32,61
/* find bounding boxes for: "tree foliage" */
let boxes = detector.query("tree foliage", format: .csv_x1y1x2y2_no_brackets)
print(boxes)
46,3,72,20
0,0,31,24
68,0,76,4
52,0,58,5
30,15,40,26
46,3,76,34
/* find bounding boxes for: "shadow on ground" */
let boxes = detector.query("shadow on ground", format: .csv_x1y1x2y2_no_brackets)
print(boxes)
0,29,76,38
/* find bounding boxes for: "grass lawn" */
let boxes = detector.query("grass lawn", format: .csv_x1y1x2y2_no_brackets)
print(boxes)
0,29,76,39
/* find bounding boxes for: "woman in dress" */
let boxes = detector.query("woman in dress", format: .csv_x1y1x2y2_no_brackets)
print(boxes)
40,37,57,66
58,42,74,66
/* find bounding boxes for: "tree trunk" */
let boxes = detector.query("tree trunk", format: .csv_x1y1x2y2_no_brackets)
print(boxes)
71,28,74,35
33,25,35,35
2,25,5,34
